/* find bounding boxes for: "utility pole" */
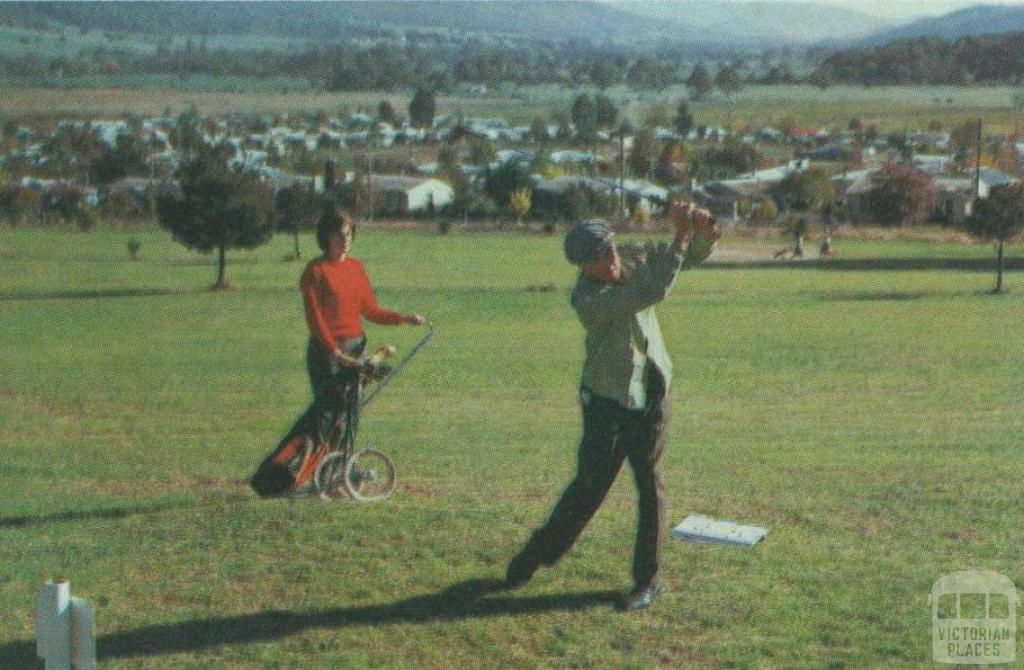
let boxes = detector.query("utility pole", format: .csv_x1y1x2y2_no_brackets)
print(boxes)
973,117,983,200
149,158,157,222
619,129,626,221
368,153,375,225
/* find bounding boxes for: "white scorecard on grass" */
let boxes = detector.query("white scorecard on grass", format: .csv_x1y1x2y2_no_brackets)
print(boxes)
671,514,769,548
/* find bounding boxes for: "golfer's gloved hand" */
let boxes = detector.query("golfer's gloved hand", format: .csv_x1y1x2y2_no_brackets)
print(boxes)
357,357,392,381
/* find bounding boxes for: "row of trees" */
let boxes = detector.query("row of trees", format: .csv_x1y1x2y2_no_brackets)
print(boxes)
812,32,1024,86
0,30,766,96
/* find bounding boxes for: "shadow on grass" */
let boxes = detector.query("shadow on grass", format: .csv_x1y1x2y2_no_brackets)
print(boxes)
0,579,617,664
705,256,1024,273
0,501,201,529
819,290,940,302
0,287,193,301
0,492,258,530
0,286,303,301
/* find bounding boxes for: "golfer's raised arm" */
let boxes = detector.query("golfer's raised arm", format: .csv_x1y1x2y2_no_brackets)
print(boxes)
573,251,683,324
670,201,719,268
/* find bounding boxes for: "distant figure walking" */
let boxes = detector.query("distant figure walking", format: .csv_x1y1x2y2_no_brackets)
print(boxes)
792,216,807,258
820,204,836,257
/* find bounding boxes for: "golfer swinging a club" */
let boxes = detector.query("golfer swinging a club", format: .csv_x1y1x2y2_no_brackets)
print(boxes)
505,202,718,611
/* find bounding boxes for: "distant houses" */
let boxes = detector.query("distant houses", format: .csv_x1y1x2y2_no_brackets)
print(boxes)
531,175,668,220
347,176,454,215
3,105,1024,229
834,166,1018,226
693,159,810,219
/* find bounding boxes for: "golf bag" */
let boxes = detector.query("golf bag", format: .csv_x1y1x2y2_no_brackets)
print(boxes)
250,341,363,498
249,433,328,498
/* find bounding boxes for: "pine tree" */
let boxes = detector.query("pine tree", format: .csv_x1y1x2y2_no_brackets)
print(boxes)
157,148,274,289
674,99,694,138
408,87,436,130
570,94,597,142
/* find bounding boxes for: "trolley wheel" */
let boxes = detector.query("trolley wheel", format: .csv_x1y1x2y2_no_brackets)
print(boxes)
313,452,349,500
344,448,396,502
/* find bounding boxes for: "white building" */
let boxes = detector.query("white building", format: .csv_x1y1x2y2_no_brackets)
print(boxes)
364,176,454,214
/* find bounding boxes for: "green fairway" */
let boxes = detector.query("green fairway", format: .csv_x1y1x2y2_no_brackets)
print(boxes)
1,227,1022,668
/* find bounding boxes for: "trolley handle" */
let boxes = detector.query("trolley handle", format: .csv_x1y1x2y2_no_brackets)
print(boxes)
359,323,433,410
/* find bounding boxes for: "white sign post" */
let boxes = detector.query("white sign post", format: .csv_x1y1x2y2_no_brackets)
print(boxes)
35,580,96,670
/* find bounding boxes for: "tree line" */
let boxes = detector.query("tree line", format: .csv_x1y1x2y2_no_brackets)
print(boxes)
811,32,1024,86
0,37,750,93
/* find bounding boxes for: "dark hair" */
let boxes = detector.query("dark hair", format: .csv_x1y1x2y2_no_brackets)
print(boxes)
315,205,356,252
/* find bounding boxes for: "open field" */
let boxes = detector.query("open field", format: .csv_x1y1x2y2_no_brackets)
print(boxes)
1,227,1022,668
2,84,1023,133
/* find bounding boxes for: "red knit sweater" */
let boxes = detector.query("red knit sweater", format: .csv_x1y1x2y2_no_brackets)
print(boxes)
300,256,404,352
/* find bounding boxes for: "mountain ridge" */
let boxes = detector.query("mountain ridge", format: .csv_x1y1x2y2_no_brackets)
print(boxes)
858,3,1024,46
1,0,895,48
609,1,889,44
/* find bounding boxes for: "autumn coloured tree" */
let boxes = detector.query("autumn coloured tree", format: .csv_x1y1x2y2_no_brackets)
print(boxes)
509,188,532,226
866,162,936,228
656,142,689,184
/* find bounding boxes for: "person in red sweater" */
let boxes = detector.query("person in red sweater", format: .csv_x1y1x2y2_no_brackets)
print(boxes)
291,205,425,440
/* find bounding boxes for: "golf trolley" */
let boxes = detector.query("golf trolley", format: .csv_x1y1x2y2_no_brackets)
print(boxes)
306,324,433,502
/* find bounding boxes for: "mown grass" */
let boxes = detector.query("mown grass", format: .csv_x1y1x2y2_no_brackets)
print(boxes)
1,226,1022,668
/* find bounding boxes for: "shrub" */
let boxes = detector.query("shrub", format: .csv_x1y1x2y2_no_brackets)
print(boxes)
749,199,779,225
77,206,99,232
0,185,43,225
866,163,936,227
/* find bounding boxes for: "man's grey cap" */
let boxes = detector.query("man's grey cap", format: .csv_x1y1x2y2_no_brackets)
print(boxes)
564,219,614,264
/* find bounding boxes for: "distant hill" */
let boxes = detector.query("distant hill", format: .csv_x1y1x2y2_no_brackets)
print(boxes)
611,1,888,44
0,1,697,45
859,4,1024,47
0,0,894,49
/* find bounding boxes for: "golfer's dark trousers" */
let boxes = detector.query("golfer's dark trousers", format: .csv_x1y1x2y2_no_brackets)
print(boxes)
282,338,364,442
520,364,669,588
